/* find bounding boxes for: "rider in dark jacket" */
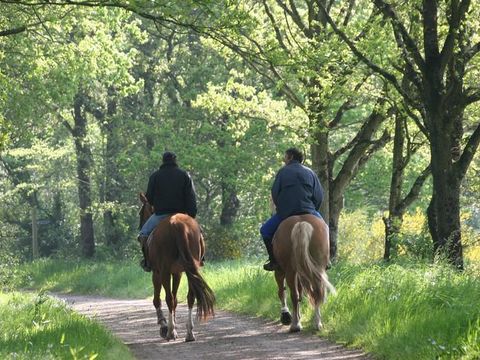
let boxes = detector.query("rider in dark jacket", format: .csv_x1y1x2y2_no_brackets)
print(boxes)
145,157,197,219
138,151,197,271
260,148,324,271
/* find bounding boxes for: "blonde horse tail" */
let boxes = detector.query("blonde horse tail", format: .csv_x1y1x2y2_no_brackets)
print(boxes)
172,220,215,320
291,221,336,305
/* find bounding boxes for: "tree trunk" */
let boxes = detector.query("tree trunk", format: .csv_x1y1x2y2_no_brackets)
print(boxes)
384,112,405,260
308,78,334,254
311,132,330,222
328,192,343,260
429,125,463,268
102,93,122,247
332,109,388,260
311,102,388,260
72,92,95,258
427,192,438,247
220,181,240,226
31,203,39,260
324,0,478,268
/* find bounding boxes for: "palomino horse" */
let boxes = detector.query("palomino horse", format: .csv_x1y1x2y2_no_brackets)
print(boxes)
273,214,336,332
138,193,215,341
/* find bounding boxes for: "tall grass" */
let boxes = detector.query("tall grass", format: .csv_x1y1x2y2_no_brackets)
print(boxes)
0,291,133,360
323,261,480,359
15,258,153,298
11,258,480,360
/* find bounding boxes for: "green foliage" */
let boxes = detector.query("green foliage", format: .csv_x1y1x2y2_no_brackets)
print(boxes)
0,291,133,359
205,223,258,260
0,0,478,267
338,208,465,263
337,209,384,263
0,246,21,292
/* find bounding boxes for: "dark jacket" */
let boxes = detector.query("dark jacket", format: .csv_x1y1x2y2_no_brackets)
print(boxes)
145,163,197,218
271,160,323,219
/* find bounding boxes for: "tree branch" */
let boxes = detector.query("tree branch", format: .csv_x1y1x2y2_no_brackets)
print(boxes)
396,164,431,213
464,87,480,105
357,129,391,169
465,41,480,63
275,0,312,38
439,0,471,74
332,108,388,195
262,0,289,53
317,2,410,103
0,26,27,37
328,99,355,129
374,0,425,74
455,121,480,179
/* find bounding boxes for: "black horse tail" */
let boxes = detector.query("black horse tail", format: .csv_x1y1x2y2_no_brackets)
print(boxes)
172,218,215,320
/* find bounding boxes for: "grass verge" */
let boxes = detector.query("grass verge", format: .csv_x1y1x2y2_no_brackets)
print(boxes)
9,258,480,360
0,290,133,360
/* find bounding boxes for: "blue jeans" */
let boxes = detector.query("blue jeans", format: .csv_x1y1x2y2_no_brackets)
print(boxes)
260,210,322,240
139,213,171,237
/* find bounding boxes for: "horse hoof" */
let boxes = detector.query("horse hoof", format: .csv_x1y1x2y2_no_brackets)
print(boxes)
166,331,178,341
280,311,292,325
160,326,168,339
289,325,302,333
185,334,196,342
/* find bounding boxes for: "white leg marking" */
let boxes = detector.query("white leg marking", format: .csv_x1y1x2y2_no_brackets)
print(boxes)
185,307,196,342
167,311,177,340
314,305,322,330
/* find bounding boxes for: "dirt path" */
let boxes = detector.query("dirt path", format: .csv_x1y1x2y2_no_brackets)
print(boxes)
58,294,371,360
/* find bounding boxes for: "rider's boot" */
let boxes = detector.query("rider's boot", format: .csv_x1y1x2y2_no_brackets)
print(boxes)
262,236,279,271
137,235,152,272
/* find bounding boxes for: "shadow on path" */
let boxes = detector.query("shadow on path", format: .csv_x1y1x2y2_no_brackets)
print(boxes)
58,295,371,360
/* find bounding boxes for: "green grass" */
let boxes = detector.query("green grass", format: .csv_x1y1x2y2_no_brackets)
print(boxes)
322,262,480,359
14,259,153,298
0,291,133,360
10,258,480,360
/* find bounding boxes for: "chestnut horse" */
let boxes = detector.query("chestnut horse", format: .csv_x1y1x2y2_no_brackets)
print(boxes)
273,214,336,332
138,193,215,341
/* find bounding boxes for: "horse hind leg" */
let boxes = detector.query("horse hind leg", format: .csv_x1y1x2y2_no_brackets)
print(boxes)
313,301,322,330
275,271,291,325
163,276,178,341
287,273,302,332
313,271,335,330
152,272,168,338
185,286,196,342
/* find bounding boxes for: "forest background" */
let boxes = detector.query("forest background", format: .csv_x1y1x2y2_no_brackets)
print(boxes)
1,0,479,273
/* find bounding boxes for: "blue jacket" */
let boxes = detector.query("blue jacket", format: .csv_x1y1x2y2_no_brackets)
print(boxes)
271,160,323,219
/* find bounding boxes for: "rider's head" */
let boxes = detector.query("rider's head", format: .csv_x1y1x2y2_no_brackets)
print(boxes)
284,148,303,164
162,151,177,164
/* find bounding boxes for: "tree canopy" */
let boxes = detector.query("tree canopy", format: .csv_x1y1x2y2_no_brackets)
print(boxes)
0,0,479,266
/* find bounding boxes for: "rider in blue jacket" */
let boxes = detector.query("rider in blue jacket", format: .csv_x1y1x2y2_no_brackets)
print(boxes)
260,148,324,271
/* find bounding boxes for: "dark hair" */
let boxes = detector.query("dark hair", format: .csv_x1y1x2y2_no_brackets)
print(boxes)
285,147,303,163
162,151,177,163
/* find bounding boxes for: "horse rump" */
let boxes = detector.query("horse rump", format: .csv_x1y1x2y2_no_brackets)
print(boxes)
291,221,335,305
171,215,215,320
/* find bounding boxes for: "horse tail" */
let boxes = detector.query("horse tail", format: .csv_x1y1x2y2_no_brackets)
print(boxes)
291,221,336,305
172,221,215,320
